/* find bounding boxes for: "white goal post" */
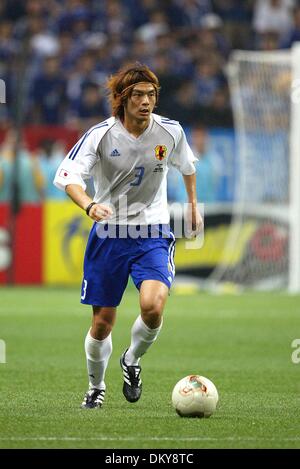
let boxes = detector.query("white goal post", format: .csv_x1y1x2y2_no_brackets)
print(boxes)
208,43,300,292
289,43,300,293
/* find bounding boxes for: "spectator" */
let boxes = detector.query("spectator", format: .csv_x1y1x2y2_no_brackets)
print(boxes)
152,51,183,112
67,52,99,102
253,0,294,40
68,82,108,130
37,138,67,200
0,20,19,61
96,0,130,39
0,129,44,203
281,5,300,47
127,0,160,29
171,0,212,28
212,0,253,49
136,10,170,43
0,146,13,203
167,125,223,203
56,0,92,33
0,0,26,22
161,80,203,124
203,86,234,127
127,37,152,66
30,27,60,59
198,13,231,58
194,56,225,106
57,31,80,72
258,31,281,50
20,150,45,203
28,55,67,124
192,125,223,202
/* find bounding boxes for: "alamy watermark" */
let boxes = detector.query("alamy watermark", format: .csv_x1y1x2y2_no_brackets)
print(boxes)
0,79,6,104
0,339,6,364
291,339,300,364
93,198,205,249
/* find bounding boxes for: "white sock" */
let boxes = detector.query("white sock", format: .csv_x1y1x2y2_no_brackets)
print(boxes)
125,315,163,366
84,329,112,390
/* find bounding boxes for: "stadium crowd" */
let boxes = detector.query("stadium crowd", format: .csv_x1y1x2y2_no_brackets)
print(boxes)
0,0,300,202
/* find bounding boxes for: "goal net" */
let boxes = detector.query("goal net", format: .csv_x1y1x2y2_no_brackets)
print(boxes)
209,44,300,292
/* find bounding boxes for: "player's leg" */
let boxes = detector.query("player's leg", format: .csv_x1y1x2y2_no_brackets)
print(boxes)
82,306,116,409
81,227,131,408
120,280,169,402
120,230,175,402
127,280,168,363
86,306,116,387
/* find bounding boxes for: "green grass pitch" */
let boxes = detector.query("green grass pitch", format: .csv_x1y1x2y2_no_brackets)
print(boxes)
0,286,300,449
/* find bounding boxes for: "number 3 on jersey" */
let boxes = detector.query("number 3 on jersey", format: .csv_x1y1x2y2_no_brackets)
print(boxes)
130,166,145,186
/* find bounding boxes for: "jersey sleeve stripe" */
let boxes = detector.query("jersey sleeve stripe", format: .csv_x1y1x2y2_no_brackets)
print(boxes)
161,120,178,126
69,133,89,160
68,135,86,160
161,117,178,123
69,122,109,161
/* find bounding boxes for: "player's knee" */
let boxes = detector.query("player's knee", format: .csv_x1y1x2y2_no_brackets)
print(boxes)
92,314,114,337
140,299,163,327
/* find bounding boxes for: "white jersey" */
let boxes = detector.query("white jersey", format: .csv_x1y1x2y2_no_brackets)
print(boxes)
54,113,196,224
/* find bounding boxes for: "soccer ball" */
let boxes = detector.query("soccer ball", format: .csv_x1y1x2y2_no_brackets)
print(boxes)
172,375,218,418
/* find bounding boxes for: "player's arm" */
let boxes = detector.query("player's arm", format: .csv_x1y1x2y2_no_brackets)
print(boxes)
169,124,203,235
65,183,112,222
183,173,203,235
54,128,113,222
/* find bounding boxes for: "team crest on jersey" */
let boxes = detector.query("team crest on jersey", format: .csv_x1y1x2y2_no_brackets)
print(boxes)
155,145,167,161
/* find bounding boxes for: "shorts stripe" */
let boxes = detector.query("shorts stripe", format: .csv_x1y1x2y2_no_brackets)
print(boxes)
168,232,176,277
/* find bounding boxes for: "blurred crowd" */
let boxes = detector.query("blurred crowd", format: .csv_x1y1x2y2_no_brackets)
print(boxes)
0,130,67,202
1,0,300,131
1,0,300,204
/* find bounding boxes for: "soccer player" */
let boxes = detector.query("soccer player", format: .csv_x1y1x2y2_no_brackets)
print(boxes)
54,63,202,409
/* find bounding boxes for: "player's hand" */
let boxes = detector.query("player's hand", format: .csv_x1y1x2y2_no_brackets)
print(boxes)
186,203,203,238
88,204,113,222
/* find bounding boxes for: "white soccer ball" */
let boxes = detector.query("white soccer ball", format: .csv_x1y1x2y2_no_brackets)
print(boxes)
172,375,219,418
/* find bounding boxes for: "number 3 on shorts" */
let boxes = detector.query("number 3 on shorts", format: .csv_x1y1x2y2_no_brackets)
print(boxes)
130,166,145,186
81,279,88,300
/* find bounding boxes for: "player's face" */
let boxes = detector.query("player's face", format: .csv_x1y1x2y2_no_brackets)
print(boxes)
125,83,156,123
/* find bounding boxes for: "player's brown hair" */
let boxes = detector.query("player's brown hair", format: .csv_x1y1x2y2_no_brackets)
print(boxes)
106,63,160,120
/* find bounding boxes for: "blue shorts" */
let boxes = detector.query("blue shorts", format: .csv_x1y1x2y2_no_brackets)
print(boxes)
80,224,176,307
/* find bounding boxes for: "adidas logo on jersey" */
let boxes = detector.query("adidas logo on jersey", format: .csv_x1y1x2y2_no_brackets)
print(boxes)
110,149,121,157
